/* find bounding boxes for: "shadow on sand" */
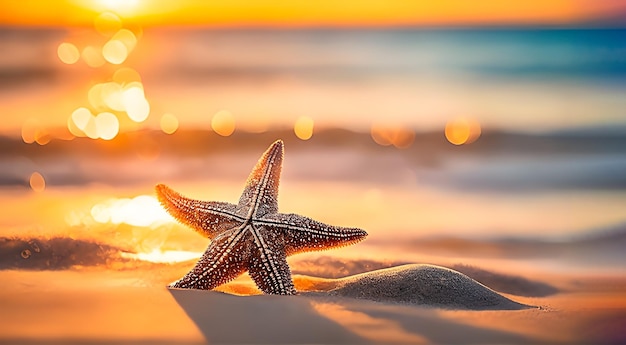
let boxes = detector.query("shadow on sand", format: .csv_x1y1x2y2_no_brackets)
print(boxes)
169,287,535,344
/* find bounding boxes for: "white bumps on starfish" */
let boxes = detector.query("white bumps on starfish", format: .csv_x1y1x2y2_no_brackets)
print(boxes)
156,139,367,295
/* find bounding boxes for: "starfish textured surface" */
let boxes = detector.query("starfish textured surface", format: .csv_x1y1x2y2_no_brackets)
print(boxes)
156,140,367,295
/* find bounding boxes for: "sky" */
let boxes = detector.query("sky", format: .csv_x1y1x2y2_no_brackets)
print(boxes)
0,0,625,28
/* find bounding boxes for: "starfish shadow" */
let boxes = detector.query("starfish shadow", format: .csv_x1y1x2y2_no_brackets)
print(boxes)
168,288,369,344
322,300,536,344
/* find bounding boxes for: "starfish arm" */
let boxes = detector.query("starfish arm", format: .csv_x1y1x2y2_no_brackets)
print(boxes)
259,213,368,256
237,140,283,218
169,227,250,290
247,226,297,295
156,184,244,239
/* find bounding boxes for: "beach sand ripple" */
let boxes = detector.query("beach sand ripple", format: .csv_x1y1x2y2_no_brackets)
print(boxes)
325,264,531,310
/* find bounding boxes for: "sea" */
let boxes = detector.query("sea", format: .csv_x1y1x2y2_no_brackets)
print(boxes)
0,27,625,273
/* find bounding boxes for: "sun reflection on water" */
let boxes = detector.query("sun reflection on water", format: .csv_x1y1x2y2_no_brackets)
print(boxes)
43,11,157,143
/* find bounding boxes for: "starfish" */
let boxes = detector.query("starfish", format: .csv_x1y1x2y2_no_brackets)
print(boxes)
156,139,367,295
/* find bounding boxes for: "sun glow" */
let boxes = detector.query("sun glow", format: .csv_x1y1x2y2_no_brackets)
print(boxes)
95,0,142,17
91,195,173,227
121,249,202,264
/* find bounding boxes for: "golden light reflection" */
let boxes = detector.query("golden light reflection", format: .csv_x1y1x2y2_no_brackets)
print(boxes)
211,110,236,136
81,45,106,68
294,116,314,140
370,124,415,149
29,172,46,192
93,12,122,36
445,117,481,145
102,39,128,64
57,42,80,65
54,11,151,141
90,195,173,227
94,112,119,140
160,113,179,134
121,249,201,264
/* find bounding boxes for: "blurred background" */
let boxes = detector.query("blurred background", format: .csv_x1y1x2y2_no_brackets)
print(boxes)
1,0,625,274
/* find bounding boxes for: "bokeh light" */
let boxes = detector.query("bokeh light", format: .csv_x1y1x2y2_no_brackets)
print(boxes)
88,83,106,111
445,117,481,145
57,42,80,64
160,113,179,134
113,67,141,84
211,110,236,136
81,45,106,68
21,118,39,144
29,172,46,192
93,12,122,36
34,128,51,145
53,11,148,142
71,107,92,130
111,29,137,52
70,107,99,139
94,112,119,140
102,39,128,64
83,117,100,139
102,82,125,111
67,116,85,137
370,124,415,149
294,116,314,140
122,86,150,122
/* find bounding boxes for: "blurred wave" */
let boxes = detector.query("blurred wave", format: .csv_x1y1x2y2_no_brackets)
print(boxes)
1,28,625,132
3,28,625,84
166,29,626,80
1,128,625,191
381,223,626,267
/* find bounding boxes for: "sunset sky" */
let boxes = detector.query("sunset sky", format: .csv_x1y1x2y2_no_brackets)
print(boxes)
1,0,625,27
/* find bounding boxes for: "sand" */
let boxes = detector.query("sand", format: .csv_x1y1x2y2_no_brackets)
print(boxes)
321,264,531,310
2,263,625,344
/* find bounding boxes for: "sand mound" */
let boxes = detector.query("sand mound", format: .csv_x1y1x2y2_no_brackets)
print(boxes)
326,264,531,310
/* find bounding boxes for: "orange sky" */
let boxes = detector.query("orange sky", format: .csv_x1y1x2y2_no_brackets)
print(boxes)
0,0,624,28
